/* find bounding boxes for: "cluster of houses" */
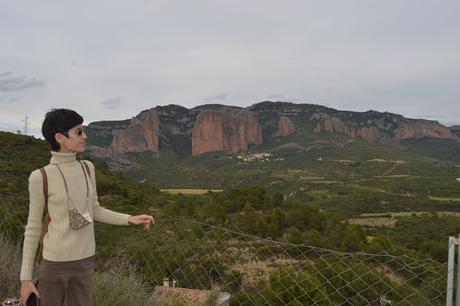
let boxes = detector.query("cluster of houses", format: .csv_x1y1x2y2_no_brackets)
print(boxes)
236,152,284,162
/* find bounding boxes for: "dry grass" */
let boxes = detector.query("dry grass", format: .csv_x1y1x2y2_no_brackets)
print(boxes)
375,265,404,285
437,211,460,217
366,159,408,164
429,196,460,202
93,257,153,306
0,229,21,300
349,218,397,228
330,159,355,164
222,241,305,288
349,184,416,197
353,210,460,227
298,176,324,180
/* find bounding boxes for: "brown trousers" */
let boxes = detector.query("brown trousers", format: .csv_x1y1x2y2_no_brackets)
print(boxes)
38,256,95,306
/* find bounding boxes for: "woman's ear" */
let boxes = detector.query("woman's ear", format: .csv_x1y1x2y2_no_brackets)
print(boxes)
55,132,65,145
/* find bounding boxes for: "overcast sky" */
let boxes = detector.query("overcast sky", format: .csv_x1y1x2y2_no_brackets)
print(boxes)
1,0,459,137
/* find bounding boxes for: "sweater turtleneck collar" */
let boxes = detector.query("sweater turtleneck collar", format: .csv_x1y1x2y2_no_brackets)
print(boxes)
50,151,78,164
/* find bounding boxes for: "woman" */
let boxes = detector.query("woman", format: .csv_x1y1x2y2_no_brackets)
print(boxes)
19,109,154,306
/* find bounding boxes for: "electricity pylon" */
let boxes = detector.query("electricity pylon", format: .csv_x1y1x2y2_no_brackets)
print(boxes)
21,115,30,135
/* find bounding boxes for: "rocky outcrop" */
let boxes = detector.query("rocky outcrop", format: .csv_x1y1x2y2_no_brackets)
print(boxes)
156,105,197,153
356,127,379,143
86,101,459,158
192,107,262,155
313,114,457,144
109,108,160,153
274,116,295,137
395,119,456,140
85,120,130,147
314,117,355,137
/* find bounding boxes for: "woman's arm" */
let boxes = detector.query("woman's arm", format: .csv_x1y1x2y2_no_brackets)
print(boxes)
19,170,45,304
20,170,45,281
86,161,154,227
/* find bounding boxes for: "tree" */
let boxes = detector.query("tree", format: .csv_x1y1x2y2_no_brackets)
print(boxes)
286,226,303,244
240,202,257,233
341,223,367,252
270,192,284,208
271,207,285,230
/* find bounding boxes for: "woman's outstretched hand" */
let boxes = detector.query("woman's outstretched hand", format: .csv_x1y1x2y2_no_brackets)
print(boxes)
20,280,40,305
128,214,154,230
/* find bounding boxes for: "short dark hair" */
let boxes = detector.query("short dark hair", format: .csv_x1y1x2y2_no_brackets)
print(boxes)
42,108,83,151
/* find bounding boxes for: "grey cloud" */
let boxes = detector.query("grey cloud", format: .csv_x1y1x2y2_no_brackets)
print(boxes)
0,73,46,92
1,1,460,126
203,93,227,102
0,92,19,103
101,97,123,109
266,93,287,101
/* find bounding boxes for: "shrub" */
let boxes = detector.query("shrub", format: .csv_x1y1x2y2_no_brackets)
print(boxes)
0,229,21,300
93,258,152,306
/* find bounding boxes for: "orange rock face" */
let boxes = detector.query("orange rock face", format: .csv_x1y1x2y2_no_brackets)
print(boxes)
110,108,160,153
394,119,457,140
192,108,262,155
313,117,382,142
314,116,457,143
316,117,356,137
275,116,295,137
356,127,379,143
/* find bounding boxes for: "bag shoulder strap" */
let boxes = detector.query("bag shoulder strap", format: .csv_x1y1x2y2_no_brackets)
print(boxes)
39,168,48,211
37,168,50,264
79,160,91,179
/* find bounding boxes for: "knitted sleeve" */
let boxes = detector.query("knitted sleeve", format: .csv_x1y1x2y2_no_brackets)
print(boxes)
85,161,130,225
20,169,45,281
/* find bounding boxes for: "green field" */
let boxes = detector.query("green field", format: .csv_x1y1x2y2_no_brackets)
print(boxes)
160,188,223,194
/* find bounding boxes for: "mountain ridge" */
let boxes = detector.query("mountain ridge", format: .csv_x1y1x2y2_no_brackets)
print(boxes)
86,101,458,158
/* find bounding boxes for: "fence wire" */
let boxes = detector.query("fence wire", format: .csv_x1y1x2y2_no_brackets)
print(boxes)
0,196,448,305
114,218,447,306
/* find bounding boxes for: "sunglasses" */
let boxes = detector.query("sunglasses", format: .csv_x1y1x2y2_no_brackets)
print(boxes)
62,127,85,137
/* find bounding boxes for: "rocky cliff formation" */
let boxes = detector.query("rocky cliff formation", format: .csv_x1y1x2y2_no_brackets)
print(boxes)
313,112,457,144
313,116,381,143
274,116,295,137
155,105,197,153
109,108,160,153
85,119,130,147
85,101,458,157
394,120,456,140
192,107,262,155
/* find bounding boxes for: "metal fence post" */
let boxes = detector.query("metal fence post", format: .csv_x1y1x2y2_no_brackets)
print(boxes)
447,236,455,306
456,234,460,306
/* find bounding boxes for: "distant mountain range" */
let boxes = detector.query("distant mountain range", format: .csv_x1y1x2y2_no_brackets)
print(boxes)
85,101,459,158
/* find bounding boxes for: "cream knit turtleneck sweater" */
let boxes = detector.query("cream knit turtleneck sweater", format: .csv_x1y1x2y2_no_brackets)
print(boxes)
20,151,131,280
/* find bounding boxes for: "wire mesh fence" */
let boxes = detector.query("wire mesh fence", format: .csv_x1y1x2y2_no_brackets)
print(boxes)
113,218,447,306
0,197,448,305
